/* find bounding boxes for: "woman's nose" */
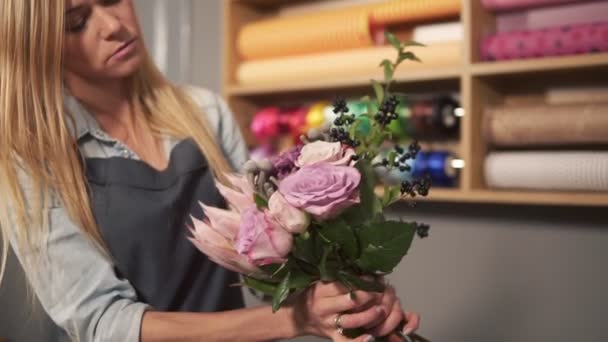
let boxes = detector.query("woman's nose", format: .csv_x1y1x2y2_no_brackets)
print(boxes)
95,8,122,39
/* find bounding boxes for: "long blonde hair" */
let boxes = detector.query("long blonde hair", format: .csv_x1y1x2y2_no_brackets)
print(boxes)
0,1,233,283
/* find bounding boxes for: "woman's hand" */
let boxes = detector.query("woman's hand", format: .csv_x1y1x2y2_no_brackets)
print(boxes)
289,281,386,341
367,284,421,339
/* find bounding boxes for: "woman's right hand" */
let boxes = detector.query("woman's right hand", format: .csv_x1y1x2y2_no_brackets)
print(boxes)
289,281,387,341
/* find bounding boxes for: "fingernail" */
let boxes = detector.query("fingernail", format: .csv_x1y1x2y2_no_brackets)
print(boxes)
363,335,376,342
402,327,413,336
375,306,385,314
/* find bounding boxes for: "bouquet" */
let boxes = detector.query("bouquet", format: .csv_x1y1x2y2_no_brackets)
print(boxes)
189,32,432,341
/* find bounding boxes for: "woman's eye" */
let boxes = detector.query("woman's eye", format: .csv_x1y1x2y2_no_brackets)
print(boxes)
101,0,121,5
67,16,88,33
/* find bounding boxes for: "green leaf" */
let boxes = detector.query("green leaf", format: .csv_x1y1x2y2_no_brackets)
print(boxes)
243,276,279,296
387,151,397,167
272,272,291,312
381,185,400,207
355,220,416,273
383,62,394,83
341,160,382,225
319,219,359,260
372,80,385,105
402,40,426,48
293,232,320,265
319,247,331,281
385,31,402,50
254,193,268,208
398,51,422,64
337,271,385,292
288,267,315,289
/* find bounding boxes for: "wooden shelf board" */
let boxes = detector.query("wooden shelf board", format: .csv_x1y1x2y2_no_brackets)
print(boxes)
471,53,608,76
227,67,463,96
412,189,608,207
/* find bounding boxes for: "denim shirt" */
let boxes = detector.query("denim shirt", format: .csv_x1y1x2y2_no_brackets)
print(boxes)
6,86,249,342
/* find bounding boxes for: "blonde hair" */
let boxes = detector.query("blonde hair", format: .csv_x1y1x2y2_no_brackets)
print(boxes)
0,1,233,284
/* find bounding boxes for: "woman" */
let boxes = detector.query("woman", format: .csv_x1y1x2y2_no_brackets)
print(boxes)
0,1,420,341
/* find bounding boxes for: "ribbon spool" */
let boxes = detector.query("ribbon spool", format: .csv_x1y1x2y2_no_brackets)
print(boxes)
412,151,458,187
281,106,309,143
306,101,329,130
410,97,460,139
381,150,460,187
250,107,281,142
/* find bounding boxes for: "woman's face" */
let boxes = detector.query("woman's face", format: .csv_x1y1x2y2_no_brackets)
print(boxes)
63,0,143,81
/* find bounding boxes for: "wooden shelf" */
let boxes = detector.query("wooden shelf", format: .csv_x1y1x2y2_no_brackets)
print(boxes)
415,189,608,207
223,0,608,208
471,53,608,76
227,67,463,96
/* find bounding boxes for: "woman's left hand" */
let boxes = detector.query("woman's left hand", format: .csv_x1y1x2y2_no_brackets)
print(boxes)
366,283,421,339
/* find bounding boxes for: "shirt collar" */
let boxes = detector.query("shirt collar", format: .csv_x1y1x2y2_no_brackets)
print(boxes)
64,93,116,144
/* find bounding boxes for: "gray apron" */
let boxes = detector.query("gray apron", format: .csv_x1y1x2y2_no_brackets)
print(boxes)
85,138,244,312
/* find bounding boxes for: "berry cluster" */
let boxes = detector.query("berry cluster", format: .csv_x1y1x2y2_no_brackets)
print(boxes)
374,95,400,126
329,127,360,147
400,174,432,197
414,223,430,238
380,141,422,172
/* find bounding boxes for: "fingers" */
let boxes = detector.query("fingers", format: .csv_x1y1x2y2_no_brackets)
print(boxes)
402,311,421,336
317,290,379,315
338,304,386,330
314,281,350,297
332,332,374,342
371,298,403,337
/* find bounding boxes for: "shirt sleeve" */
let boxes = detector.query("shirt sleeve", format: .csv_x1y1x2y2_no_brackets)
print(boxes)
183,86,250,172
6,174,150,342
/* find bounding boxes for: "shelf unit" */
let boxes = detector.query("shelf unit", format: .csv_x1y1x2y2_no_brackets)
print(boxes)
222,0,608,207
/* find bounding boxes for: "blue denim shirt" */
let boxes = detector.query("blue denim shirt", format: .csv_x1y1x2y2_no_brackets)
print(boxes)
7,87,249,342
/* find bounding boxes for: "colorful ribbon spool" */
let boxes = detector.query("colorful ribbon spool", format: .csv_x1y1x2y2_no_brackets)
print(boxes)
411,151,458,187
380,150,460,187
306,101,329,130
250,106,281,142
410,97,460,139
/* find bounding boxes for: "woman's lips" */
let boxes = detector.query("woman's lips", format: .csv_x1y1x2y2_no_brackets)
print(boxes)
108,38,137,63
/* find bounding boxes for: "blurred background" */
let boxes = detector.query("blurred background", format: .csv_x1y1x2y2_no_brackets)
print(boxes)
1,0,608,341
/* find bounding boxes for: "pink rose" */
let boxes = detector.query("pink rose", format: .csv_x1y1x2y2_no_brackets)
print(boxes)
236,206,293,265
268,192,311,234
188,203,262,276
279,163,361,220
296,141,356,167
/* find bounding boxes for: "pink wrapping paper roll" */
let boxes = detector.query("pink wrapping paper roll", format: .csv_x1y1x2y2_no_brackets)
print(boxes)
481,22,608,61
496,1,608,32
482,0,577,12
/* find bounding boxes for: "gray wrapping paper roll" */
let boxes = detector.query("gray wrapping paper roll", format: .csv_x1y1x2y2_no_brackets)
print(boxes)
483,103,608,147
485,151,608,192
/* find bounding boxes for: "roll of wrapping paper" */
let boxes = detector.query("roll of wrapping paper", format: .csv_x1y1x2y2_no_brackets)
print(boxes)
545,87,608,105
481,22,608,61
483,103,608,147
369,0,461,26
281,106,309,141
482,0,577,12
239,0,461,60
409,97,460,139
485,151,608,191
237,42,462,86
496,1,608,33
278,0,385,18
237,9,374,60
